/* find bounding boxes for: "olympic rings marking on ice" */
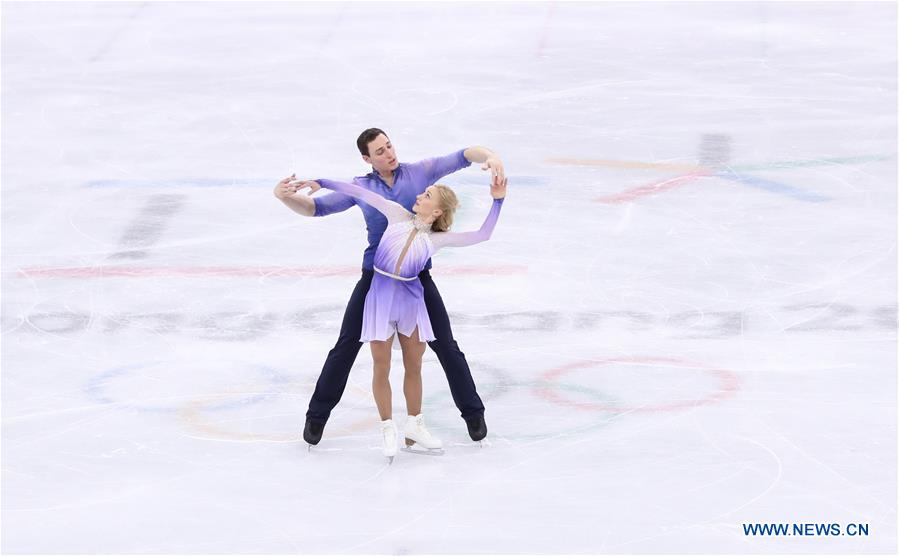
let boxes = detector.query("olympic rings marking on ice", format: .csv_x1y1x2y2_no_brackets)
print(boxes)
178,391,300,443
423,355,738,440
177,360,383,442
177,380,379,443
422,361,624,441
536,356,740,413
86,356,738,443
422,381,619,441
84,362,290,413
487,380,622,441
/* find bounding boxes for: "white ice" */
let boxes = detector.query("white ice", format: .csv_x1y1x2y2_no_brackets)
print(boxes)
1,2,896,554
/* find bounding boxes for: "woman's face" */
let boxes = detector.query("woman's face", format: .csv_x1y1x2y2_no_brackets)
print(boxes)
414,186,443,219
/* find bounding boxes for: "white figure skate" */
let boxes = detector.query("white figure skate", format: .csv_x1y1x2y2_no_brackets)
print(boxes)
380,419,398,464
403,414,445,456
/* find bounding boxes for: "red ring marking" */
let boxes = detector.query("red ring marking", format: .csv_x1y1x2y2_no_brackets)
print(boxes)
536,356,740,413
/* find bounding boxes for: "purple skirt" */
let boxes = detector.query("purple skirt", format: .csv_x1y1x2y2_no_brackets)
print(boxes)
360,272,435,343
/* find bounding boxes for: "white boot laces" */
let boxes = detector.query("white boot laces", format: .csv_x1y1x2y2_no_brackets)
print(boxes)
415,415,431,439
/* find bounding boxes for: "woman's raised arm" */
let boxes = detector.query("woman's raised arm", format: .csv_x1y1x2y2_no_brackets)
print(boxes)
295,179,411,223
431,178,506,250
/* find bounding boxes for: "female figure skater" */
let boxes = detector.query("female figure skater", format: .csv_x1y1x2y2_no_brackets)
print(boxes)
291,176,506,462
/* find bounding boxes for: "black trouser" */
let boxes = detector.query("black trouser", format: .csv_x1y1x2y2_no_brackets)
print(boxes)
305,269,485,424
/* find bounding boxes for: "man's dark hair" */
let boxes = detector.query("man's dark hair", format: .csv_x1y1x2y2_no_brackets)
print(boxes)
356,128,388,156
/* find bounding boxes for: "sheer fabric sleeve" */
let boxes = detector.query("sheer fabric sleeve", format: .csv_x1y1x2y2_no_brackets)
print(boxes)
313,191,356,217
431,199,504,251
417,149,472,184
317,179,411,224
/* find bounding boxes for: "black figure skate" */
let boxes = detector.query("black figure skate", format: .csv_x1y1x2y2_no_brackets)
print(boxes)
303,418,325,450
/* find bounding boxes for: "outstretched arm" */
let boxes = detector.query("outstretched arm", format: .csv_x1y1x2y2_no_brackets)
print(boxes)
275,174,357,217
297,179,411,223
274,174,316,216
414,147,505,187
431,178,506,250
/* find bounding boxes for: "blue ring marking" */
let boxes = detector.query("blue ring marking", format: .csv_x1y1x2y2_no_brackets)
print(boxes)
715,169,830,203
84,363,290,413
84,363,149,405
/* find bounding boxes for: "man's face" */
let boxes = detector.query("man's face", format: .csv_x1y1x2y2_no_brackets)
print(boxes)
362,134,398,173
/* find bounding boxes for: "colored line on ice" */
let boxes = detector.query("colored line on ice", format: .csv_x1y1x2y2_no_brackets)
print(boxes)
535,1,557,58
441,174,547,187
546,157,704,172
552,152,892,204
179,384,376,443
715,169,830,203
547,153,892,173
732,153,893,172
17,264,528,279
595,169,830,204
537,355,740,413
424,379,620,441
84,175,546,189
84,363,289,414
86,178,265,188
595,170,713,204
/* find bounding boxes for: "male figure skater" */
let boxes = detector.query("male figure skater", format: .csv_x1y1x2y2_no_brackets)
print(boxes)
274,128,506,445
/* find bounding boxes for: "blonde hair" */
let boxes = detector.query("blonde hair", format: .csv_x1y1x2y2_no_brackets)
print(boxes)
431,184,459,232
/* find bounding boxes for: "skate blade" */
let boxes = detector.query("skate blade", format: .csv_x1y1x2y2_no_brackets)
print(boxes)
402,445,445,456
450,438,491,448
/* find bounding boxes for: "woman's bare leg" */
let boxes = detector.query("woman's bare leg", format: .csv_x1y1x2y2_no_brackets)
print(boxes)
370,336,394,420
397,328,426,417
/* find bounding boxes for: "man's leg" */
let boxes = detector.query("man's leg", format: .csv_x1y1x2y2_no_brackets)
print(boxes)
419,270,486,429
305,270,374,429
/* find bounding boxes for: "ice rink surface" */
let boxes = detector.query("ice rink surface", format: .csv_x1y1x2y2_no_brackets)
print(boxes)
2,1,897,554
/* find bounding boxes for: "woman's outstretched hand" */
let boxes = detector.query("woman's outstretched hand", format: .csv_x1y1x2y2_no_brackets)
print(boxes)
481,156,505,185
491,177,508,199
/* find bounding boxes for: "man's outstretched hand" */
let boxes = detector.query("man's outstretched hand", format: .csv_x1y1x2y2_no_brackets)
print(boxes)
274,174,320,199
291,179,322,194
274,174,299,199
481,156,505,186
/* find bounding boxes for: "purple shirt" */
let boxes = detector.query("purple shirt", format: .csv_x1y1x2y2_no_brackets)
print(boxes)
314,149,472,270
